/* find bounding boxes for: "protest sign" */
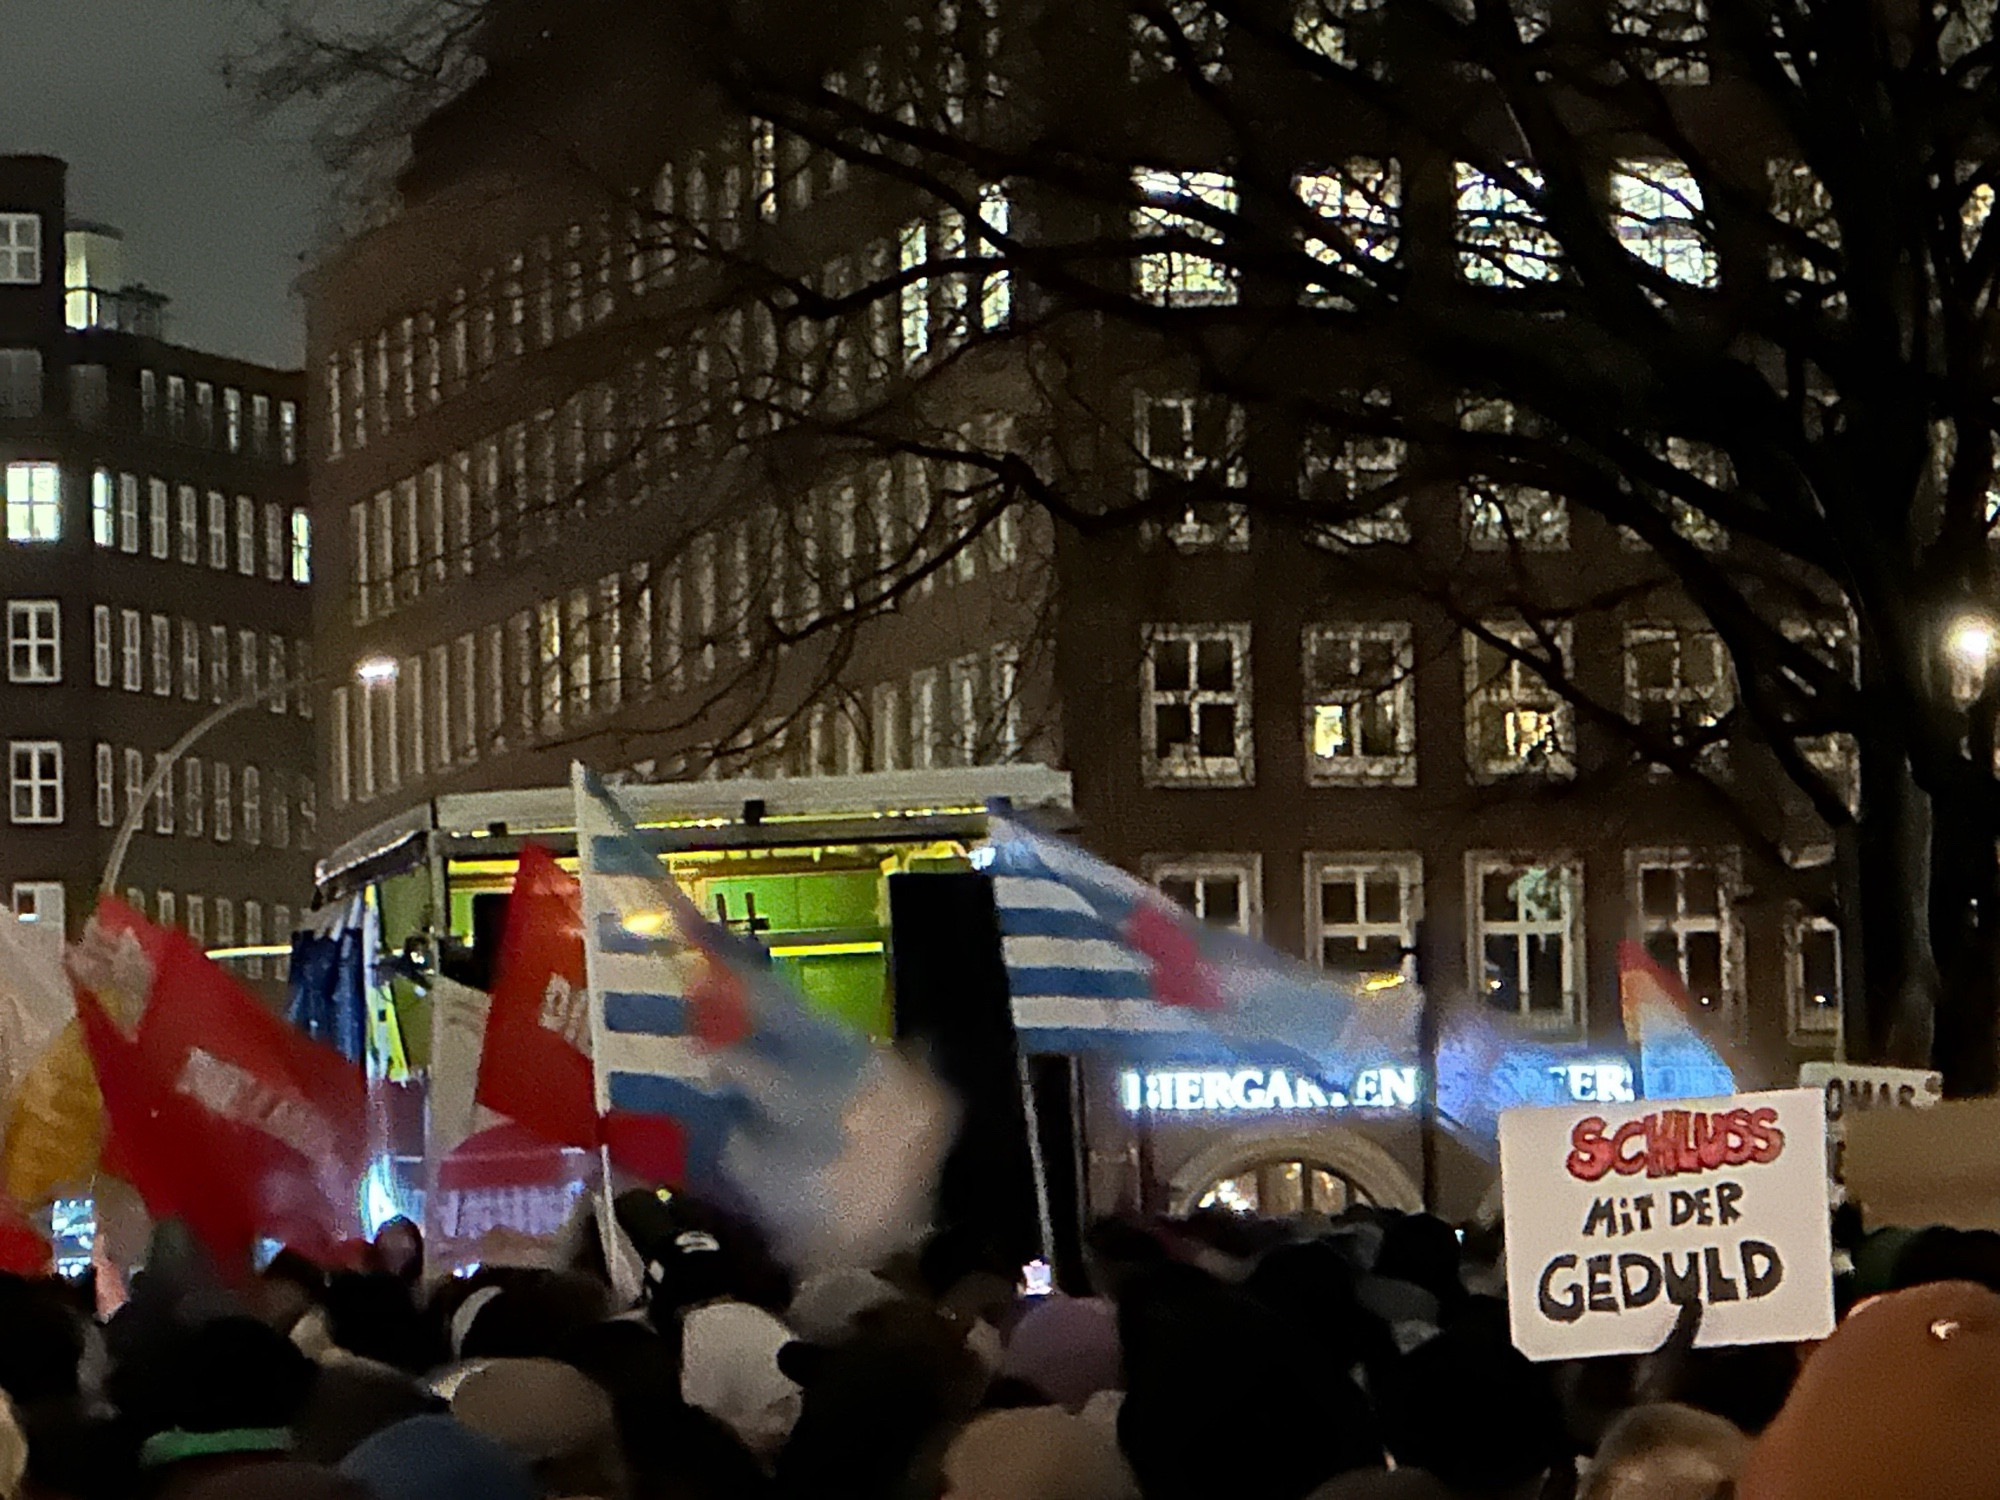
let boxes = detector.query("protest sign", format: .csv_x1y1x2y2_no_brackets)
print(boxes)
1844,1097,2000,1232
1500,1088,1835,1362
1798,1063,1941,1205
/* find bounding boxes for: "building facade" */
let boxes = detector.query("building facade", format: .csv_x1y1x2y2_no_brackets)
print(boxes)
304,1,1849,1220
0,155,314,980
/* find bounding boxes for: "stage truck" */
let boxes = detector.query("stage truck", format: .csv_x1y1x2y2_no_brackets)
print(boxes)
312,765,1084,1272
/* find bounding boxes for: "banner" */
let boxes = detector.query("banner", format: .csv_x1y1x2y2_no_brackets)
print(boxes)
1798,1063,1941,1205
1844,1097,2000,1232
1500,1088,1834,1361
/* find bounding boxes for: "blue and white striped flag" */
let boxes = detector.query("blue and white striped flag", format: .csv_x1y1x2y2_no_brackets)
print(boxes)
573,764,956,1272
985,815,1418,1073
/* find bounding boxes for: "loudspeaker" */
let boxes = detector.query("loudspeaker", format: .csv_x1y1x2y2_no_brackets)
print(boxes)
890,872,1081,1283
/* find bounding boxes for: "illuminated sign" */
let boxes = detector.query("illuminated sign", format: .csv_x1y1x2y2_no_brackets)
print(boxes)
1118,1065,1421,1115
1554,1062,1635,1104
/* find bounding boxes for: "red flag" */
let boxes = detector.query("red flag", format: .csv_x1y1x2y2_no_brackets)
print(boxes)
477,845,600,1151
76,899,368,1273
477,846,688,1182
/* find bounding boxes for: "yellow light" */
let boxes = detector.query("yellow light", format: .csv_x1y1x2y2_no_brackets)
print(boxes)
622,911,667,936
766,940,886,958
355,655,399,684
1947,614,1998,672
1361,973,1407,992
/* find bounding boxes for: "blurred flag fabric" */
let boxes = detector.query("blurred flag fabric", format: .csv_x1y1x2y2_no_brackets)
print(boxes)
574,764,954,1272
75,898,369,1271
0,907,98,1205
984,815,1418,1076
288,898,367,1064
1619,939,1737,1100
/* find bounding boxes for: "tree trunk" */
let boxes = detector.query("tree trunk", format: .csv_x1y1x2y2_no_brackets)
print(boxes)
1849,743,1938,1069
1927,692,2000,1095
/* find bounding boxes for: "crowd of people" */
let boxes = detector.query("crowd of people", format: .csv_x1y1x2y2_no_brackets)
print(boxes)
0,1191,1989,1500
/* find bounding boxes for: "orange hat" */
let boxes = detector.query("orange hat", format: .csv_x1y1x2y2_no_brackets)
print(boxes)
1738,1280,2000,1500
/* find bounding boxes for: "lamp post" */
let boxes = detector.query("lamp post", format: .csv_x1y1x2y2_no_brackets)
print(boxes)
99,655,398,896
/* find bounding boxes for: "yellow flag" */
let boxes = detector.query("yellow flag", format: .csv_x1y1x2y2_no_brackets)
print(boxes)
2,1022,103,1205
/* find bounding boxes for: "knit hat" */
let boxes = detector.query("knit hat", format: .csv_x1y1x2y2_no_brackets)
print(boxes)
680,1300,803,1459
1737,1280,2000,1500
1579,1403,1749,1500
942,1408,1140,1500
338,1415,535,1500
999,1297,1122,1411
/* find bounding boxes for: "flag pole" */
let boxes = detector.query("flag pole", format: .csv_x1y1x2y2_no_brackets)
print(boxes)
1014,1052,1057,1270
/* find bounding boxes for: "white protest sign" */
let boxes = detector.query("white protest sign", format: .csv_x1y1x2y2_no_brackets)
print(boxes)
1500,1088,1834,1362
1797,1063,1941,1204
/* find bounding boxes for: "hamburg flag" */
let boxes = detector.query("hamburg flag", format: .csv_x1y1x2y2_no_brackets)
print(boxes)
574,765,954,1272
76,898,369,1272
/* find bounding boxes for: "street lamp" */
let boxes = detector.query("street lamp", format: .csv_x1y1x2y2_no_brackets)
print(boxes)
100,656,399,896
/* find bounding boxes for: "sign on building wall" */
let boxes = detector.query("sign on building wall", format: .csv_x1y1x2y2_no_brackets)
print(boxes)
1499,1088,1834,1362
1117,1064,1419,1115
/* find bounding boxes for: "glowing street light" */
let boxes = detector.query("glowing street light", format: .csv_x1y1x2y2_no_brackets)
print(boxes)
355,655,400,684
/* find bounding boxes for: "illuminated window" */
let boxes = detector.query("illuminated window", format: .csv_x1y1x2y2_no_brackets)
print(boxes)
1130,0,1228,80
1469,856,1582,1025
5,463,60,542
1304,623,1414,785
0,216,41,283
1309,855,1421,981
1631,849,1740,1019
223,388,242,452
1197,1161,1369,1217
978,186,1012,329
1295,0,1382,67
1302,404,1406,546
1625,623,1730,761
1298,160,1400,303
279,400,298,464
1134,170,1238,306
1455,163,1561,286
1769,159,1840,292
6,602,57,684
1609,0,1708,83
1787,907,1843,1039
1137,393,1248,551
1611,159,1716,288
1459,397,1568,549
1142,623,1254,786
91,469,113,548
206,492,227,570
1464,622,1574,780
8,742,61,825
1147,854,1261,936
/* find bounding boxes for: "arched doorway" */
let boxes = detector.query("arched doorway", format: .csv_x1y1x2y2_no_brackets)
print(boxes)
1165,1128,1424,1217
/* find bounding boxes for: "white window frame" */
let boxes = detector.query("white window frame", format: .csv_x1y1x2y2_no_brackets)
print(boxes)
120,610,142,692
0,214,41,284
186,894,205,946
212,763,232,843
1307,853,1423,981
5,462,60,543
94,744,114,828
123,748,143,828
1145,853,1264,937
1624,622,1731,763
289,508,312,583
1629,847,1744,1026
148,478,170,558
177,485,198,563
183,757,203,839
1467,853,1584,1029
235,496,256,577
1303,622,1416,786
1786,903,1844,1041
92,606,111,687
1459,397,1569,549
1302,405,1408,548
149,614,171,697
206,491,228,570
180,621,201,702
1464,622,1576,781
6,601,58,684
117,474,139,553
92,470,114,548
1136,392,1249,552
1141,623,1255,787
9,742,61,825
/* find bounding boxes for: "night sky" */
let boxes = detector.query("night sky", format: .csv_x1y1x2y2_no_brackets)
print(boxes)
0,0,333,371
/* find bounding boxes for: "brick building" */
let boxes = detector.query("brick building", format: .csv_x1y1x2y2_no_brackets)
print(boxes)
0,155,314,978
